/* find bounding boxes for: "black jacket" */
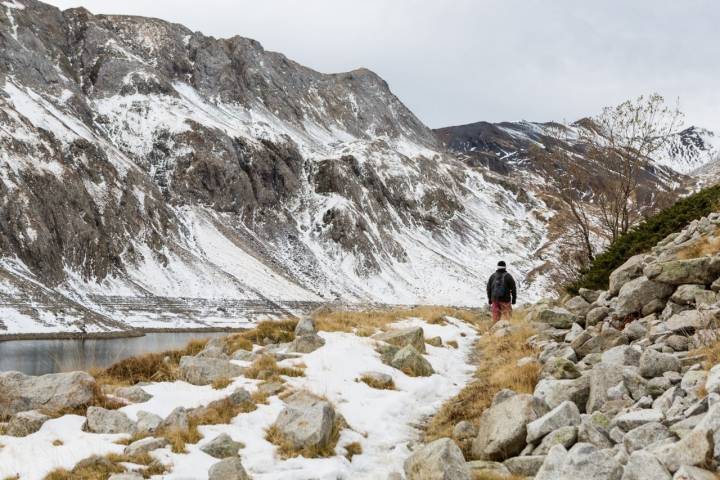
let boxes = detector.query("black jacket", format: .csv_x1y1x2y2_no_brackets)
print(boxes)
487,269,517,304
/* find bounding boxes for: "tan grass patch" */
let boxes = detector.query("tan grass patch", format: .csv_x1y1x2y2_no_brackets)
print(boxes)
358,374,396,390
265,416,343,459
52,439,64,447
251,389,270,405
44,456,125,480
313,306,486,334
159,424,203,454
344,441,363,461
446,340,459,349
472,472,526,480
424,311,538,456
678,230,720,259
224,319,298,354
211,377,232,390
244,355,305,381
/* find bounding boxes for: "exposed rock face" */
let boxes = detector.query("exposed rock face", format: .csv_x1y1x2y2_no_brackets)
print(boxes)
0,371,96,415
404,438,470,480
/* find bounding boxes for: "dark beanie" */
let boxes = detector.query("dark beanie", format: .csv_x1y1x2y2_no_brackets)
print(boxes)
498,260,506,268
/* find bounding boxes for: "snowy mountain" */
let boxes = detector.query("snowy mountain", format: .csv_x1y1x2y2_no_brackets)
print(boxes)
0,0,550,334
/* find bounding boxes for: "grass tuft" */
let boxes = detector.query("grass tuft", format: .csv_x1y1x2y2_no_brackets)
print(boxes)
244,355,305,381
358,374,396,390
344,441,363,461
211,377,232,390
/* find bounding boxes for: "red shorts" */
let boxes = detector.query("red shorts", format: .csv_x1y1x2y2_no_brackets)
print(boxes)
492,301,512,323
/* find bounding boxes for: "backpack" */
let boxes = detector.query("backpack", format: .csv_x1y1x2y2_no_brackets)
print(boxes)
492,272,508,300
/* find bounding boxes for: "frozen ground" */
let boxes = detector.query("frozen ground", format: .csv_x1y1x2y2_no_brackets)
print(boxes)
0,316,478,480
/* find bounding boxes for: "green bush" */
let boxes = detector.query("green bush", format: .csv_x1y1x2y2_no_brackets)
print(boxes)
568,184,720,293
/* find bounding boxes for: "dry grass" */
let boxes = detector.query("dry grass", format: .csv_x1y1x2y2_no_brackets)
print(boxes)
211,377,232,390
678,230,720,259
52,439,64,447
159,425,203,454
424,311,539,455
114,430,152,446
265,415,344,459
359,374,396,390
92,338,208,387
446,340,459,349
44,456,124,480
224,319,298,354
251,389,270,405
313,306,486,335
471,473,526,480
244,355,305,381
344,441,363,461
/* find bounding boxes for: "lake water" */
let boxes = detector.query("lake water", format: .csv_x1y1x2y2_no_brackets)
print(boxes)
0,332,229,376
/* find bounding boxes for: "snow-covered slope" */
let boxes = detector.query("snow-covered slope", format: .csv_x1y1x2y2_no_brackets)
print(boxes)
0,0,549,334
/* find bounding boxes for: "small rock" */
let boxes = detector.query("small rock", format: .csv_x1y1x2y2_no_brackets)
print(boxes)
160,407,190,431
208,457,250,480
538,307,578,329
533,425,577,454
652,429,714,473
673,465,718,480
136,411,162,433
374,327,426,353
623,422,672,453
115,386,152,403
124,437,169,456
289,334,326,354
586,307,610,327
85,407,136,434
465,460,510,477
453,420,477,440
294,317,317,336
639,350,681,378
272,391,336,451
178,356,244,386
503,455,545,476
390,346,434,377
614,409,664,431
6,410,50,437
201,433,243,459
404,437,470,480
527,400,582,443
621,450,671,480
670,284,706,305
426,336,443,347
624,321,648,341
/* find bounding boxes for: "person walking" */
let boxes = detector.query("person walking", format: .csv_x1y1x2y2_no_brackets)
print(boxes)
487,260,517,323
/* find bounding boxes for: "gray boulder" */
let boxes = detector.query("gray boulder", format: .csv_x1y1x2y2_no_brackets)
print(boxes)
390,346,434,377
566,296,592,317
178,356,244,385
579,288,604,304
272,391,336,451
621,450,671,480
6,410,50,437
670,284,706,305
466,460,510,478
373,327,426,353
624,320,648,341
0,370,96,416
586,307,610,327
537,307,578,329
614,277,674,318
526,400,581,443
645,257,720,285
587,363,625,413
136,411,163,433
673,466,718,480
452,420,478,441
601,345,641,367
503,455,545,477
537,442,623,480
160,407,190,431
208,457,251,480
575,329,628,359
124,437,169,456
533,425,577,454
289,334,326,354
614,409,665,431
639,350,681,378
294,317,317,336
471,394,549,461
114,386,152,403
623,422,672,453
652,429,714,473
543,357,581,380
705,364,720,395
534,377,590,411
85,406,136,434
200,433,243,459
666,310,711,335
535,444,568,480
404,438,470,480
609,254,646,296
578,412,612,448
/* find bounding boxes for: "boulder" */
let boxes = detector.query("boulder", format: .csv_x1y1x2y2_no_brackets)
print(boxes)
390,346,434,377
229,387,252,405
374,327,426,353
272,391,336,451
124,437,169,456
543,357,581,380
621,450,671,480
136,411,162,433
645,257,720,285
426,336,443,347
208,458,250,480
652,429,714,473
538,442,623,480
537,307,578,329
670,284,706,305
114,386,152,403
534,377,590,411
452,420,477,441
575,329,628,359
587,363,625,413
503,455,545,477
5,410,50,437
85,407,136,434
533,425,577,454
294,317,317,336
666,310,711,336
665,335,690,351
614,277,674,318
404,437,470,480
160,407,190,431
695,290,718,307
586,307,610,327
639,350,681,378
535,444,568,480
566,296,592,317
289,334,326,354
624,321,648,341
614,409,664,431
578,412,612,448
196,345,229,359
601,345,641,367
465,460,510,478
527,400,581,443
609,254,646,296
200,433,243,459
705,364,720,395
673,466,718,480
178,356,244,385
471,394,549,461
579,288,603,304
0,370,96,416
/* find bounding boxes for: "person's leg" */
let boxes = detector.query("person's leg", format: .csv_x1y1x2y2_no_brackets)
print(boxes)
491,301,501,323
501,302,513,320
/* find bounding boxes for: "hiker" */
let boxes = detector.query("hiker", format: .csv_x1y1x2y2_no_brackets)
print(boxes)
487,260,517,322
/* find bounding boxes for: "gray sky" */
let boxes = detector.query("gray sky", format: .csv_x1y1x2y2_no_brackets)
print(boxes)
46,0,720,132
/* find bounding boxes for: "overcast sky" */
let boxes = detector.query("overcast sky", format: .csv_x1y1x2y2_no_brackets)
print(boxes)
46,0,720,132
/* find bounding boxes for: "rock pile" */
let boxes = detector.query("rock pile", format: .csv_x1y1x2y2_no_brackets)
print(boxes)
406,214,720,479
